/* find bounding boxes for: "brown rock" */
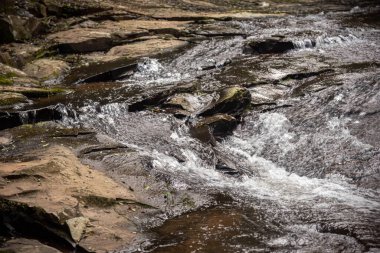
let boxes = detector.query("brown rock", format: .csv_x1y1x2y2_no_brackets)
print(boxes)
47,20,189,54
107,39,188,58
0,145,139,252
0,92,28,106
23,59,70,83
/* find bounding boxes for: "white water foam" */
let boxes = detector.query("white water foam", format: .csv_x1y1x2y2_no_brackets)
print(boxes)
151,112,379,210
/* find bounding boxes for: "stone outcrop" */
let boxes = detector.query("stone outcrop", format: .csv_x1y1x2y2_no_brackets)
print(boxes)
0,145,142,252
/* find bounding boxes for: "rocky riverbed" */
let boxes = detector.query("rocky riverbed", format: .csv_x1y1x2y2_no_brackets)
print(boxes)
1,0,379,252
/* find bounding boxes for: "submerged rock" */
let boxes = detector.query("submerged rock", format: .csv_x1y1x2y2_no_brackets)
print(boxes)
190,114,238,144
199,86,251,117
243,37,296,54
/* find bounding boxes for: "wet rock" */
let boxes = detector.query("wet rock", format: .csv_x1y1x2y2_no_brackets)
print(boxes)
1,238,63,253
199,114,238,138
161,93,197,117
77,38,188,83
281,69,334,81
129,83,196,112
77,63,137,83
0,104,64,130
105,39,188,61
23,59,70,83
190,122,216,145
192,23,246,37
66,217,89,242
0,86,67,98
199,86,251,117
215,163,240,177
249,84,287,105
243,37,296,54
0,92,28,106
190,114,238,144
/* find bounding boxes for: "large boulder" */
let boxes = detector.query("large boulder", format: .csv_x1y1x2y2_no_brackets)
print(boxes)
199,86,251,117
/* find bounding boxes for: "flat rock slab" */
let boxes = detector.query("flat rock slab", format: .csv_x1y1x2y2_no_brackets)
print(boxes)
0,145,139,252
85,38,189,64
47,20,190,54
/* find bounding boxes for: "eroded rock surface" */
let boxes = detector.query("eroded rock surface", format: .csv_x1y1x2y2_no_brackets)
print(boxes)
0,145,140,252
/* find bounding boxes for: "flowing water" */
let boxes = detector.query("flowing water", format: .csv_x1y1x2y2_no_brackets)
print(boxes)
58,6,380,253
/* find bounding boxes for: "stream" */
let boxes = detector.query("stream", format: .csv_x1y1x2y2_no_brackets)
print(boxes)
50,5,380,253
